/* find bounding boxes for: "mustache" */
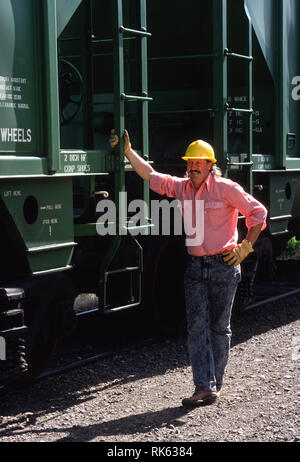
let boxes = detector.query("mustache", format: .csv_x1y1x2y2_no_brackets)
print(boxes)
188,169,201,174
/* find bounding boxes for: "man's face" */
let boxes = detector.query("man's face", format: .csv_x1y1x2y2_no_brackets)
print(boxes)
186,159,212,188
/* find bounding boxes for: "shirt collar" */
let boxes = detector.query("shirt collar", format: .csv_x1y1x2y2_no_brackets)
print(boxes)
188,172,213,192
205,172,213,192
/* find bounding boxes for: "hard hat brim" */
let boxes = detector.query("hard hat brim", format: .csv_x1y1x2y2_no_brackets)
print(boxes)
182,156,217,163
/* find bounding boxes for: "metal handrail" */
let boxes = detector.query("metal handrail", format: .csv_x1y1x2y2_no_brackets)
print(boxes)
119,25,151,37
120,92,152,102
225,103,253,113
224,48,253,61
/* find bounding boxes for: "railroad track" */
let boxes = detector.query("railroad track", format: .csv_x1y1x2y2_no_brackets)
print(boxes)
34,280,300,380
38,335,165,381
244,282,300,311
1,279,300,393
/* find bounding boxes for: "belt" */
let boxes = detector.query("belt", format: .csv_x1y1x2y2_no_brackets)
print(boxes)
189,253,223,260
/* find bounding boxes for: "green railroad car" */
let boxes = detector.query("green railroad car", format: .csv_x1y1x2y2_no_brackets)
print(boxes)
1,0,300,386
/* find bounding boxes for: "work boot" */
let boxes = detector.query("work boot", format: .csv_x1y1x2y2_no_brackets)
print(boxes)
182,389,220,407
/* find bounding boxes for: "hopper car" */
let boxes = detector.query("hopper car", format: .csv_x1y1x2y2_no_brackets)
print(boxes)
1,0,300,386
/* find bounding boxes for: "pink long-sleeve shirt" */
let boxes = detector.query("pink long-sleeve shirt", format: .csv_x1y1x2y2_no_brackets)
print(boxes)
149,171,267,256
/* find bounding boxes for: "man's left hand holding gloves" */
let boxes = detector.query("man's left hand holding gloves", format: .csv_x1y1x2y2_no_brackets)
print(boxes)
223,239,254,266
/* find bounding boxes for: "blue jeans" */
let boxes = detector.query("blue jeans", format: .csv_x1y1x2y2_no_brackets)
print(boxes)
184,255,241,392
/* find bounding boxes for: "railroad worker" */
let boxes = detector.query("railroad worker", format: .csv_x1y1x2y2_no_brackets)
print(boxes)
110,129,267,407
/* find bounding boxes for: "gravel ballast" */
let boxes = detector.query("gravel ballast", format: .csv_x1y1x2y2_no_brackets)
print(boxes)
0,295,299,443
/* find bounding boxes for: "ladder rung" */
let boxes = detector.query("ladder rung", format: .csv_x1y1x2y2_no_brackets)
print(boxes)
269,214,293,222
121,93,152,102
224,49,253,61
150,108,218,115
225,105,253,113
119,26,151,37
92,37,135,44
148,53,217,62
106,266,139,276
122,223,154,231
227,161,253,167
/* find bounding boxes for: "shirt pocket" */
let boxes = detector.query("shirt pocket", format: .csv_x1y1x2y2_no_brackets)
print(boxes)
204,200,225,211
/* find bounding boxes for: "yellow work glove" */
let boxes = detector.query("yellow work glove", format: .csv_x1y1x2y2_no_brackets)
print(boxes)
223,239,254,266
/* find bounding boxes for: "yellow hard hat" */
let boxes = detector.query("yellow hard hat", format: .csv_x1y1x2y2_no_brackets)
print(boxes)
182,139,216,163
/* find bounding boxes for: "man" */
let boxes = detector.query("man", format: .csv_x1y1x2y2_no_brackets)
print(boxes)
110,129,267,407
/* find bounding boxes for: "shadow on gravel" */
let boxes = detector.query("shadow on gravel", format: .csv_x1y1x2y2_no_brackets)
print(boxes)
0,405,193,442
0,293,299,441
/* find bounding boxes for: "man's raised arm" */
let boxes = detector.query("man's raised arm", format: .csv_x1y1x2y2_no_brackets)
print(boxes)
110,129,154,182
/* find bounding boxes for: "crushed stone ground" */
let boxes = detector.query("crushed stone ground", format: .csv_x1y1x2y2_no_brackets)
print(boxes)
0,295,299,443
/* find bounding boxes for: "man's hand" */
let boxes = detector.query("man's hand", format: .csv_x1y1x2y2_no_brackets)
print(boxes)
110,129,153,181
123,129,131,154
109,129,131,155
222,239,254,266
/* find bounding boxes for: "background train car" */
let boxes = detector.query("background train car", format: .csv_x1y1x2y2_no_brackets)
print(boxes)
1,0,300,386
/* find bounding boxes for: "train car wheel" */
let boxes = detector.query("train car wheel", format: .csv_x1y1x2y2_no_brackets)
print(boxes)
25,331,58,381
22,294,75,383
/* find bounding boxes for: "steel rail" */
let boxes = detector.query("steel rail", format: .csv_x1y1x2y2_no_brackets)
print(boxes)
242,286,300,312
1,283,299,392
36,284,300,379
36,336,165,381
